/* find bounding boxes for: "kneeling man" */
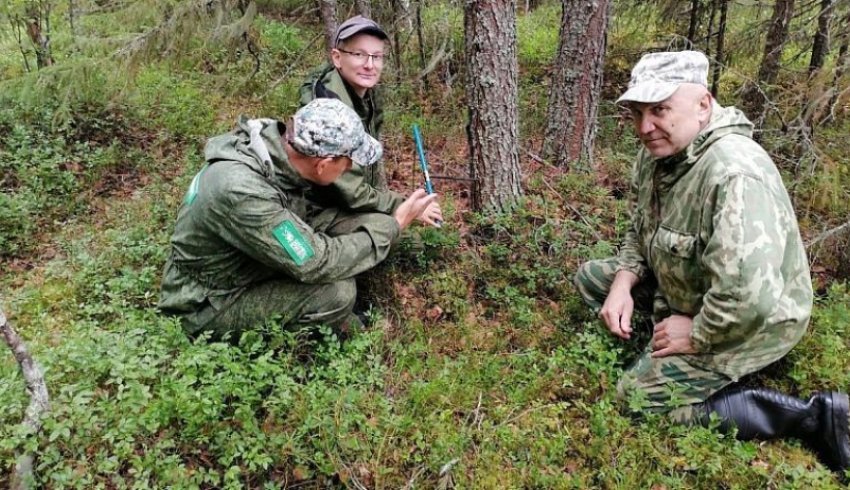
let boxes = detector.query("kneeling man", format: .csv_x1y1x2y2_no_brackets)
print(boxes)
159,98,439,338
574,50,849,474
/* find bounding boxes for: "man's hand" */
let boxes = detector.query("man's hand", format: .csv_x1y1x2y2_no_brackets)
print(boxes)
651,314,697,357
394,189,438,230
416,200,443,228
600,270,639,339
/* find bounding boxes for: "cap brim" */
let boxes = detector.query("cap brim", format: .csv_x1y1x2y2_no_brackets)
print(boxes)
616,82,680,104
350,133,383,166
337,26,388,45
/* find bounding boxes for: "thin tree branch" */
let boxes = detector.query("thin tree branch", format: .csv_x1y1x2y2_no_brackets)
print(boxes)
806,219,850,249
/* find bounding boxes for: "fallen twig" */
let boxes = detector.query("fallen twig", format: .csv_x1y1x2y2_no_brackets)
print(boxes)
1,305,50,490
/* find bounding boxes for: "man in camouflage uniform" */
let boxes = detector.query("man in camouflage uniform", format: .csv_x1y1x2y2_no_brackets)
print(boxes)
300,16,388,192
159,99,440,338
574,50,849,473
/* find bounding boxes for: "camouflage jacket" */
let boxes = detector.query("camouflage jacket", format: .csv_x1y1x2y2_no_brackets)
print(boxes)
158,117,401,328
617,103,813,380
299,62,397,196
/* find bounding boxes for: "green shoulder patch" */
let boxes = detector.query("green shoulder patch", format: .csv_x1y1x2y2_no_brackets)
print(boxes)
272,220,315,266
183,164,209,205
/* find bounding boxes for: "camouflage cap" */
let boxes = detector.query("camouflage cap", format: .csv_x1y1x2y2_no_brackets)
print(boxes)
335,15,388,47
291,98,382,167
617,50,709,104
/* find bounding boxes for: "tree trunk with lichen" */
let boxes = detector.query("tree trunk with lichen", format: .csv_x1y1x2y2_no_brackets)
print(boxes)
464,0,522,213
542,0,610,168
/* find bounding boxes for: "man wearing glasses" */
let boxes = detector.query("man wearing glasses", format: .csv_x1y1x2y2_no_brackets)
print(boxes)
299,15,441,227
300,15,390,191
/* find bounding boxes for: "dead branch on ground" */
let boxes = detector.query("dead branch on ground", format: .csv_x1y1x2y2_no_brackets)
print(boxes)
1,306,50,490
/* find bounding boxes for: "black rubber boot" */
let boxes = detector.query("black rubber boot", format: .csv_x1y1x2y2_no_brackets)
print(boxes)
700,386,850,474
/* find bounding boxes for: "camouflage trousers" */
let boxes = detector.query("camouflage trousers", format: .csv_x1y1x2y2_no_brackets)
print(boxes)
193,211,390,339
574,258,734,423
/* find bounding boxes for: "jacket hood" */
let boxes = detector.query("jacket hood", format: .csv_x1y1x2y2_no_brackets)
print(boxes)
203,116,295,181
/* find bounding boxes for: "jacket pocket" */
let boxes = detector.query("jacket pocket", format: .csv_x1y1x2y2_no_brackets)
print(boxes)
652,226,697,259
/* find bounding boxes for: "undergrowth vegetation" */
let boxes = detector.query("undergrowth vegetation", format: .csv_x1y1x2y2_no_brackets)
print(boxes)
2,0,850,488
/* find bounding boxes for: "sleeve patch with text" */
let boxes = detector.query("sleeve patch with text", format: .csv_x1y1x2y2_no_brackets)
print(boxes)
272,220,315,266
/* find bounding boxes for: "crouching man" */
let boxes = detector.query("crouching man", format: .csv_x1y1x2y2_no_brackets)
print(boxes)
574,50,849,474
159,98,439,338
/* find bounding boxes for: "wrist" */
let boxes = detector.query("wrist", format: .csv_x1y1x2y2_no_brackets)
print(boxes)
610,270,639,293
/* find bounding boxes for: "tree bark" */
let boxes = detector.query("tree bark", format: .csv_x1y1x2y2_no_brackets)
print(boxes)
68,0,76,36
809,0,835,74
825,11,850,123
25,2,54,69
355,0,372,18
319,0,337,53
415,0,425,72
741,0,796,128
687,0,702,47
705,0,717,58
1,306,50,490
711,0,728,96
542,0,611,168
464,0,522,213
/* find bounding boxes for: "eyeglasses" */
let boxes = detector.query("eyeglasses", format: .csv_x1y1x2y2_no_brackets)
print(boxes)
338,49,387,65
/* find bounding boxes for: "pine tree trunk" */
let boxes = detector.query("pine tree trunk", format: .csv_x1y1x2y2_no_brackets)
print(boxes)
542,0,611,168
464,0,522,213
319,0,338,52
742,0,796,128
711,0,728,96
809,0,835,74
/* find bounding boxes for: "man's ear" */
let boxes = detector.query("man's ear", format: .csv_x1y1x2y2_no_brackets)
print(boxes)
315,156,334,176
697,92,713,123
331,49,342,69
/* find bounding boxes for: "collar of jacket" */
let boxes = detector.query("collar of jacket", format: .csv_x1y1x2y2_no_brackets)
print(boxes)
319,62,375,119
645,102,754,192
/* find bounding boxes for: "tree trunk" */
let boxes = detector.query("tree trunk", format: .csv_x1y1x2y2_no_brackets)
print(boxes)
825,12,850,123
711,0,728,96
741,0,796,128
355,0,372,18
687,0,702,47
705,0,717,57
319,0,337,53
25,3,54,69
542,0,611,168
809,0,835,74
464,0,522,213
390,0,412,84
68,0,76,36
416,0,425,72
